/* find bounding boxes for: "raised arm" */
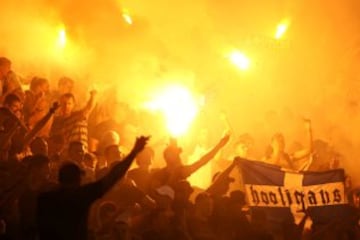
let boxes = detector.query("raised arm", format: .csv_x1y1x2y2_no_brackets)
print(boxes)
22,102,59,150
206,156,239,195
184,134,230,177
292,119,313,161
99,136,150,193
81,90,97,118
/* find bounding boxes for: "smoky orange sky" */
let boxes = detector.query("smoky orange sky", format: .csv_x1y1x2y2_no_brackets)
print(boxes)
1,0,360,183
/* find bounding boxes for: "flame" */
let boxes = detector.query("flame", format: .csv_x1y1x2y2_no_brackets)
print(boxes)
229,51,250,70
122,9,133,25
57,26,67,49
275,19,290,39
145,85,199,137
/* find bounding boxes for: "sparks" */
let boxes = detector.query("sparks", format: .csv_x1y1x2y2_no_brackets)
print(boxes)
145,85,199,137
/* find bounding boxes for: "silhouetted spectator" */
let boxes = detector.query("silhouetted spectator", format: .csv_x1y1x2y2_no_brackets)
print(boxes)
37,136,149,240
128,146,154,193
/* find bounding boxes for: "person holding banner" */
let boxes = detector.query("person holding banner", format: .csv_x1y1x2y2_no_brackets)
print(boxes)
264,119,313,171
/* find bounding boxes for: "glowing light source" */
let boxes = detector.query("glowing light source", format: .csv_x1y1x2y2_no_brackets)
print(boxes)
145,85,199,137
122,9,133,25
275,20,289,39
57,27,67,49
229,51,250,70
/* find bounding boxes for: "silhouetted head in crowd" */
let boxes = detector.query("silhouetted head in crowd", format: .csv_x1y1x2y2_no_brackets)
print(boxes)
173,180,193,203
23,155,50,189
4,93,23,118
30,77,49,95
212,171,235,196
195,192,213,218
58,77,74,95
59,93,75,116
30,137,48,156
104,145,122,165
155,185,175,210
68,141,86,163
58,162,84,187
163,138,182,168
234,133,254,158
100,131,121,166
0,57,11,80
136,147,154,169
83,152,97,171
229,190,246,213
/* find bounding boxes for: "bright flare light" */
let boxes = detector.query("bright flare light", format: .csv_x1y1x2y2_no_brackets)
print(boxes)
122,9,133,25
230,51,250,70
275,20,289,39
57,27,67,49
145,85,199,137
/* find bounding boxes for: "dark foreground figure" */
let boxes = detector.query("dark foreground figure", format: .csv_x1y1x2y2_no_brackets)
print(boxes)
37,136,149,240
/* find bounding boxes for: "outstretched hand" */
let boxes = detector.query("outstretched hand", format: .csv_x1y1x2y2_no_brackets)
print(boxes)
133,136,150,153
50,102,60,114
218,134,230,148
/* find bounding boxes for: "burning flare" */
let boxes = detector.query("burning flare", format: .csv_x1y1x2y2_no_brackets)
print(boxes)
145,85,199,137
230,51,250,70
57,26,67,49
122,9,133,25
275,19,290,39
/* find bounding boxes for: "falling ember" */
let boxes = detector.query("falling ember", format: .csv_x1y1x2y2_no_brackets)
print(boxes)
58,27,67,49
144,85,199,137
229,51,250,70
275,20,290,39
122,9,133,25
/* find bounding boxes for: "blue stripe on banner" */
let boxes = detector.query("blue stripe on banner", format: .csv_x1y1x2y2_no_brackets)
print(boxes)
302,169,345,186
239,159,285,186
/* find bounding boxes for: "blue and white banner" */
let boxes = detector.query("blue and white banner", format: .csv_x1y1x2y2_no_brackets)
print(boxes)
239,159,348,224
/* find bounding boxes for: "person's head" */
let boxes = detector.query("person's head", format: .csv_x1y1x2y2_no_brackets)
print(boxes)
23,155,50,186
4,93,22,118
83,152,97,170
58,77,74,95
68,141,86,163
163,139,182,167
58,162,84,187
30,77,49,95
234,134,254,158
136,147,154,169
173,180,193,203
194,192,213,218
104,145,121,164
211,171,235,196
0,57,11,80
229,190,246,214
271,133,285,153
97,201,118,228
155,185,175,210
59,93,75,116
30,137,48,156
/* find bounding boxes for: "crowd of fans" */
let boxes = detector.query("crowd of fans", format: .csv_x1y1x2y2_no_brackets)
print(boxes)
0,56,360,240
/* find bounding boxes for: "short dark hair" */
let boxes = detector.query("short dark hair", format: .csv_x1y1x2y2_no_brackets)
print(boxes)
30,77,48,91
58,77,74,87
4,93,21,106
0,57,11,66
60,93,75,102
58,162,83,185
